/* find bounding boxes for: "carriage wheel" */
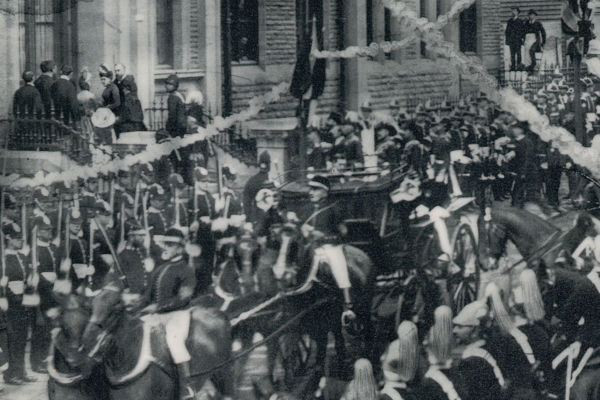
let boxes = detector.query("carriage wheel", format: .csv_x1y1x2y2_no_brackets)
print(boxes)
272,332,319,392
447,223,480,313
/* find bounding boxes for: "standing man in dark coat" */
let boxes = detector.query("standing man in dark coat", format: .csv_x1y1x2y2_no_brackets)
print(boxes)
12,71,42,119
165,74,188,178
525,10,546,73
113,63,137,116
243,151,271,223
505,6,525,71
510,121,537,207
50,65,80,125
34,60,56,119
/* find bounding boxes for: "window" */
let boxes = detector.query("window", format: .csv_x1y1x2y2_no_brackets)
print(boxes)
459,4,477,54
231,0,259,63
156,0,174,67
19,0,76,73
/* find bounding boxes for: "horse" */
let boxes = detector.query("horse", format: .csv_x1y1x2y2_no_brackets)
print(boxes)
265,221,376,378
477,204,595,274
48,285,233,400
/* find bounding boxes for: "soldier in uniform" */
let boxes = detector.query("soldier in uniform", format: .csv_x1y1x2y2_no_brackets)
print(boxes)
300,176,356,325
452,300,508,400
509,121,537,207
118,219,152,295
147,184,169,236
30,215,58,373
142,228,197,400
419,306,469,400
379,321,421,400
2,222,37,384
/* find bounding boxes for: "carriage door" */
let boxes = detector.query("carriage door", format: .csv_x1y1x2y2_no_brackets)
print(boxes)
19,0,78,77
380,201,410,271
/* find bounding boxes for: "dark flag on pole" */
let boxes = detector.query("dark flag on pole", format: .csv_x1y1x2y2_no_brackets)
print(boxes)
290,0,326,100
562,0,593,60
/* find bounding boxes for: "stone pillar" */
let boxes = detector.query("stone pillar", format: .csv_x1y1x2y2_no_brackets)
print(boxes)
119,1,132,68
0,0,21,119
390,13,403,62
424,0,437,59
204,0,222,117
441,0,460,49
343,0,369,111
135,0,155,111
373,0,386,62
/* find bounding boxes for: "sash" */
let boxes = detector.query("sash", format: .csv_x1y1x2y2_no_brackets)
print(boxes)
509,328,536,365
380,385,405,400
462,341,506,388
8,281,24,295
425,367,461,400
41,272,57,283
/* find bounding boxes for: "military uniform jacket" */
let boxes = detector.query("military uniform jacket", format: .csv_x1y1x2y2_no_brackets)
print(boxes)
37,240,58,311
146,255,196,313
305,200,344,245
379,382,420,400
457,340,506,400
243,170,269,222
3,250,30,305
417,366,469,400
117,246,147,295
147,206,168,235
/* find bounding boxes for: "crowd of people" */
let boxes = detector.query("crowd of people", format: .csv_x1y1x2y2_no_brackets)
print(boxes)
5,56,600,399
11,60,207,150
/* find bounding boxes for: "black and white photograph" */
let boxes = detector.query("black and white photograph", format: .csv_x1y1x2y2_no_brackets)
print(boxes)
3,0,600,399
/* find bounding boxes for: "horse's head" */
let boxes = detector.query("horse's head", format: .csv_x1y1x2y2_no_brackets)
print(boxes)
477,210,508,270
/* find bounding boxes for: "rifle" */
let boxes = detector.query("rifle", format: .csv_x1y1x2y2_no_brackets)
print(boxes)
0,191,7,311
52,195,63,247
53,209,72,295
22,225,40,307
94,218,129,289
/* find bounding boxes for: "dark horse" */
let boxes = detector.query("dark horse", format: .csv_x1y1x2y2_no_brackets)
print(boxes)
477,204,595,273
48,285,233,400
266,222,376,373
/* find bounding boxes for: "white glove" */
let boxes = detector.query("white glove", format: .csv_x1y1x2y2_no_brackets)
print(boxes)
0,276,7,288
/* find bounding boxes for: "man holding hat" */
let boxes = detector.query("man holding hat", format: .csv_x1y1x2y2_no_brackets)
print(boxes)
2,222,37,384
50,64,80,125
452,300,507,400
143,227,197,400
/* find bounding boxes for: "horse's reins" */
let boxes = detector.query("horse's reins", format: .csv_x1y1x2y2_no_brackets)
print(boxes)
189,297,329,378
503,229,567,272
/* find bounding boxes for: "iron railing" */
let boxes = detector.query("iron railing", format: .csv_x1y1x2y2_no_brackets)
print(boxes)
495,65,591,96
2,118,91,164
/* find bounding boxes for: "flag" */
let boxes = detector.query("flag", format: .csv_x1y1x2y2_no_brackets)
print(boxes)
562,0,593,58
290,0,326,100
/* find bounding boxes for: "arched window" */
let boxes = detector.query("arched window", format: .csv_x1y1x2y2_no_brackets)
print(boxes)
156,0,174,68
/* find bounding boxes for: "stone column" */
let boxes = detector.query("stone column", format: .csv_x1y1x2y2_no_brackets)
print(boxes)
373,0,386,62
204,0,222,117
134,0,155,112
343,0,369,110
0,0,21,119
441,0,460,48
424,0,437,59
391,12,403,62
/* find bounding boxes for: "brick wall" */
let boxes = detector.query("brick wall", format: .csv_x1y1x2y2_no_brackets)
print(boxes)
480,0,502,69
366,59,459,109
499,0,563,22
264,0,297,65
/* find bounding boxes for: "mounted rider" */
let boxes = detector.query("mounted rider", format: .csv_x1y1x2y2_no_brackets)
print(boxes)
142,227,197,400
300,175,355,325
